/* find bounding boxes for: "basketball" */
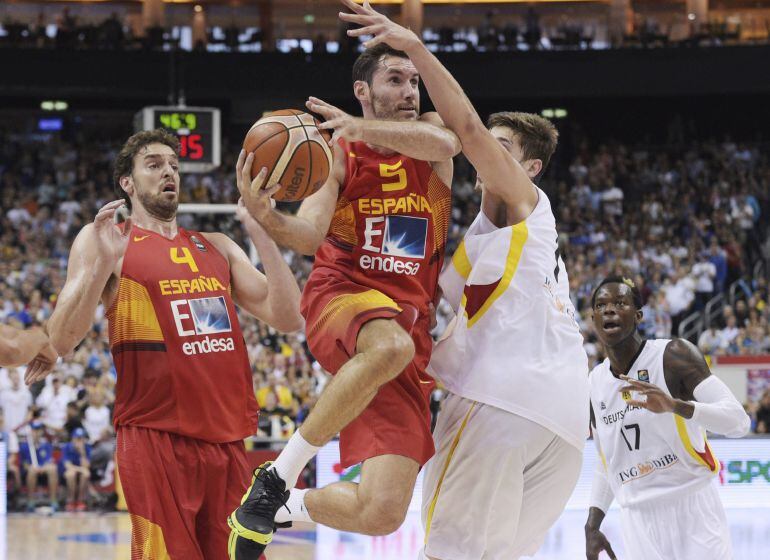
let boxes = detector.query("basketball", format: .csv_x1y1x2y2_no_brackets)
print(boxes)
243,109,333,202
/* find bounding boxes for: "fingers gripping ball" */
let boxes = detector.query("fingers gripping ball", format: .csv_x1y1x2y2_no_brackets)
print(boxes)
244,109,333,202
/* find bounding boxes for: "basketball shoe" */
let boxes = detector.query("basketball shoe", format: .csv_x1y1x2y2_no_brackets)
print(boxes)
227,461,290,546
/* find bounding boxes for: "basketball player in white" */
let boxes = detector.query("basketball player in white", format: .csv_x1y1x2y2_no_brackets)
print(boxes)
340,2,589,558
586,277,750,560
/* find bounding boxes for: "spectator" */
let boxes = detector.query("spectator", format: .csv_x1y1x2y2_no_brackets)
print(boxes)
755,389,770,434
61,427,91,511
82,390,111,444
19,421,59,512
36,375,75,432
692,255,717,310
698,326,722,355
1,409,22,503
63,401,84,438
1,368,33,434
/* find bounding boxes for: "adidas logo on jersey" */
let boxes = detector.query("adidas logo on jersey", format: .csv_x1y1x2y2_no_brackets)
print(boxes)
600,401,606,410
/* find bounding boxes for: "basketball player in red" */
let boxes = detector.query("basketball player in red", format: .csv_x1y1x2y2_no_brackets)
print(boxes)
227,43,460,555
45,129,303,560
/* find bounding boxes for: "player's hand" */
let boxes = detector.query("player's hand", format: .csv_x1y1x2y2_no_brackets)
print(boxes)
93,200,131,265
24,342,58,386
306,97,362,147
236,150,280,222
619,375,676,414
585,527,617,560
339,0,421,52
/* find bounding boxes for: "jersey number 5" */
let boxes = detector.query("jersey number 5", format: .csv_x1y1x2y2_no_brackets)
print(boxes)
621,423,641,451
380,161,407,192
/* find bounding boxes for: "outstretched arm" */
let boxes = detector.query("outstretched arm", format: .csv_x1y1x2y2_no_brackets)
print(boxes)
619,338,750,437
306,97,460,164
339,0,537,222
0,325,49,367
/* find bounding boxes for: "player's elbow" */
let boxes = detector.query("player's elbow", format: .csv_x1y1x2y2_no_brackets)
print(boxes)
726,411,751,438
436,131,462,160
272,313,305,335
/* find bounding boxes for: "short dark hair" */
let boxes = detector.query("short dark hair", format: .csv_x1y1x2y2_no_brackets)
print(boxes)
352,43,410,86
113,129,179,210
591,275,643,310
486,112,558,177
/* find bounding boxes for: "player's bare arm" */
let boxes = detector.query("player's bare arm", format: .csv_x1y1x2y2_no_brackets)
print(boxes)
239,147,342,255
620,338,749,436
0,324,50,367
340,0,536,222
48,200,128,358
307,96,460,165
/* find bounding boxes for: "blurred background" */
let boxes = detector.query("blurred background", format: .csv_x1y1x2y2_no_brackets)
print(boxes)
1,0,770,558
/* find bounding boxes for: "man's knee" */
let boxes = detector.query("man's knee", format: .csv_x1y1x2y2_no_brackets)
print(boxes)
358,321,415,379
358,493,410,536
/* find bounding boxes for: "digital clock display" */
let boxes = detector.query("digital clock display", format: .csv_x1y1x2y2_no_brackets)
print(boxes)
136,106,221,173
154,110,213,163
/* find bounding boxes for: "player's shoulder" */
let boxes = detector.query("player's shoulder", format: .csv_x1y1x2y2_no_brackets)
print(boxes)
662,337,703,364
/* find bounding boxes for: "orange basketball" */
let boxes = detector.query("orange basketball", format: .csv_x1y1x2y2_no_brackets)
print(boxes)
243,109,333,202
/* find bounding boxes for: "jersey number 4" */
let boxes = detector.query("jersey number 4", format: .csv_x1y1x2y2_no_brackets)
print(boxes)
621,423,641,451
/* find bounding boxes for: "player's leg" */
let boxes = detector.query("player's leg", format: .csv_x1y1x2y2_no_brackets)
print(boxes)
229,316,415,542
118,425,205,560
304,453,419,535
298,317,415,446
669,483,732,560
503,433,582,558
422,395,522,560
198,440,266,560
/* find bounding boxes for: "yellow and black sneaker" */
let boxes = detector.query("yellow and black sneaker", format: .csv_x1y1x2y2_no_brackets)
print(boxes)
227,462,290,547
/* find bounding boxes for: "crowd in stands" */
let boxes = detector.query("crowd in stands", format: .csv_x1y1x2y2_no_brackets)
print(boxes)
1,7,766,53
1,120,770,510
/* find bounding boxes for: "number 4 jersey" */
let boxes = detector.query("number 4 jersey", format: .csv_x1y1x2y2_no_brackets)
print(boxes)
429,188,589,451
106,226,259,443
589,339,720,507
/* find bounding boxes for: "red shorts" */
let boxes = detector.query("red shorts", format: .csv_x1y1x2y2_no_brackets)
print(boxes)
301,268,435,469
117,425,256,560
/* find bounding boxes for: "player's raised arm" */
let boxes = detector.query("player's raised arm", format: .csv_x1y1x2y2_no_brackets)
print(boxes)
619,339,750,437
340,0,537,221
238,148,342,256
48,200,128,357
306,96,460,164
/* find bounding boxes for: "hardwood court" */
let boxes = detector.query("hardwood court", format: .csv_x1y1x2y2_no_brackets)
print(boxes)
5,509,770,560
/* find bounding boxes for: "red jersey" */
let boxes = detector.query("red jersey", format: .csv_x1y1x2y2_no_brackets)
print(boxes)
107,226,258,443
314,140,451,313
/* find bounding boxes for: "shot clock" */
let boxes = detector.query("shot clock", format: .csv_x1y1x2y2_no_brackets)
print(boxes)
134,106,221,173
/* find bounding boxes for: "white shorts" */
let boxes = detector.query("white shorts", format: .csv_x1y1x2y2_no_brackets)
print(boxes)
620,481,732,560
421,392,582,560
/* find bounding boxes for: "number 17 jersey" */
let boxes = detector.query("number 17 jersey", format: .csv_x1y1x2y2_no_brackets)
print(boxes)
589,338,720,508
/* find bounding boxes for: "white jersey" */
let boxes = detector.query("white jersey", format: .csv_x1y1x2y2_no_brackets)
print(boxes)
429,188,589,451
589,338,720,508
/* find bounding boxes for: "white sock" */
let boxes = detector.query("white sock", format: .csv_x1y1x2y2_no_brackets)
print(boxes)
274,488,313,524
271,430,320,489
